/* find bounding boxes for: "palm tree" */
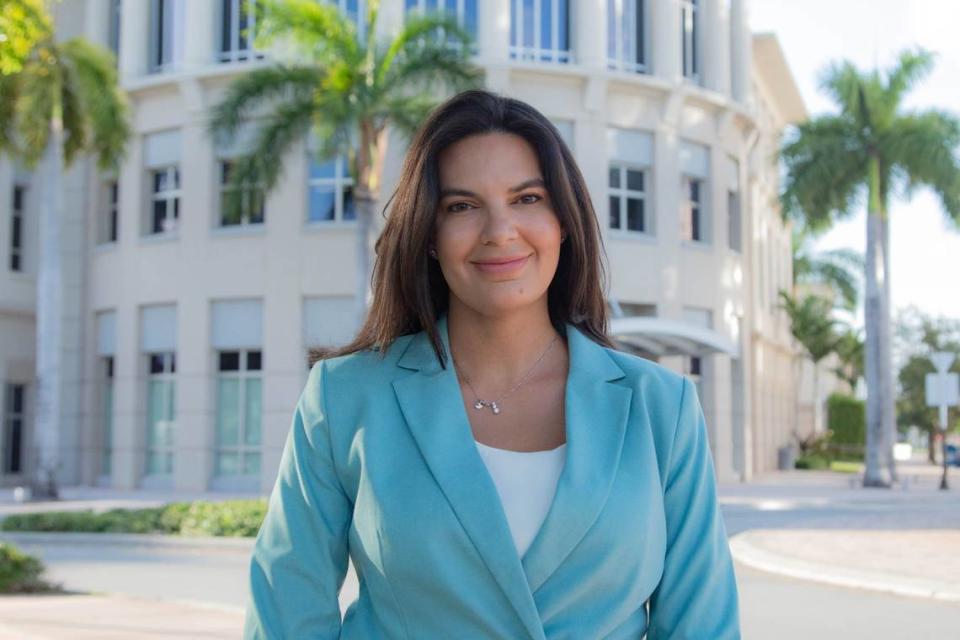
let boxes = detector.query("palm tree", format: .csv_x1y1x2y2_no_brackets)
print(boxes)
791,226,863,312
207,0,484,327
779,291,846,440
0,10,131,497
832,327,864,392
779,48,960,487
0,0,51,75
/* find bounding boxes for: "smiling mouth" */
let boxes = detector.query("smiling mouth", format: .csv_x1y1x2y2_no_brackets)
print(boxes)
471,255,530,274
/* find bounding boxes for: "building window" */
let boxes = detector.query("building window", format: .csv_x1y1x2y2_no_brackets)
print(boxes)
727,190,741,253
99,180,119,244
510,0,570,63
607,0,646,73
149,0,185,73
307,154,355,223
215,350,262,477
108,0,121,62
9,185,24,272
3,383,25,474
219,160,265,226
404,0,479,50
145,352,175,475
150,167,180,235
608,164,649,234
101,356,114,477
681,0,700,82
681,176,707,243
220,0,266,63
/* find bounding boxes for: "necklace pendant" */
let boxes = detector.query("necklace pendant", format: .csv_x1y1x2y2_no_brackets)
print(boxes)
474,400,485,410
491,402,500,415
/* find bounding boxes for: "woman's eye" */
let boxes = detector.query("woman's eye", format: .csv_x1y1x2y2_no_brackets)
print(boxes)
446,202,471,213
518,194,542,205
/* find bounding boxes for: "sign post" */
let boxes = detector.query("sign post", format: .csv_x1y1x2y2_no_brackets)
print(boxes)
926,352,958,490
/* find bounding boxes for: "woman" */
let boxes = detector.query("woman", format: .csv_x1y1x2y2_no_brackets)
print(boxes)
245,89,740,639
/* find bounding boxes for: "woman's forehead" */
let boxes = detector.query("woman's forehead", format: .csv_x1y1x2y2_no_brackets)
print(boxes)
437,132,541,189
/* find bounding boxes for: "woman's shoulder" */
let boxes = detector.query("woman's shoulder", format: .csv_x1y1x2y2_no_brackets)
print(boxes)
310,333,419,385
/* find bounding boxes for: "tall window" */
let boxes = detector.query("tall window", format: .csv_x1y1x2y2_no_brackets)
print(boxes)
9,185,24,272
510,0,570,63
149,0,185,73
101,356,114,477
307,154,356,223
150,167,180,234
683,306,712,404
680,176,705,243
108,0,121,62
680,0,700,82
405,0,479,50
607,0,646,73
220,0,266,63
608,164,649,234
219,160,265,226
98,180,119,244
3,383,25,474
145,352,175,475
727,190,741,252
215,350,262,477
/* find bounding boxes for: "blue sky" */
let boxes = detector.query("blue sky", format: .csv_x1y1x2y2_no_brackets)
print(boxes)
749,0,960,326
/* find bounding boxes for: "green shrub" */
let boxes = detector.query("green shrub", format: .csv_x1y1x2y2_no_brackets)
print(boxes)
827,393,865,445
0,499,268,537
0,542,56,593
795,455,830,470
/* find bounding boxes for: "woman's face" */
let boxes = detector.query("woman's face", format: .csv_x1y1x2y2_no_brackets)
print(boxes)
434,132,564,317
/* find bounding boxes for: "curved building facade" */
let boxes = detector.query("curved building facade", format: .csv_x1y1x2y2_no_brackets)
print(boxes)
0,0,804,492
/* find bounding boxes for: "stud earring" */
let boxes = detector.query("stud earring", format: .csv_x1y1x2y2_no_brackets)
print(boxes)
428,247,438,259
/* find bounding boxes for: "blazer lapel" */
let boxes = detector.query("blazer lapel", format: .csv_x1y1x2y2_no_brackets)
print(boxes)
391,314,633,633
391,314,547,640
520,323,633,593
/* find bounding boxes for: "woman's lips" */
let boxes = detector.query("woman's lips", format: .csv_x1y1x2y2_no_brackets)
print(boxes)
472,255,530,274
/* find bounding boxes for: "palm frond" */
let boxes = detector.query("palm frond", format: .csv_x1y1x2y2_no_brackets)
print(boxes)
883,47,935,110
59,56,87,166
884,109,960,225
206,64,320,144
373,93,437,142
779,115,867,232
13,45,58,168
0,72,23,154
817,60,863,118
256,0,360,66
60,37,130,171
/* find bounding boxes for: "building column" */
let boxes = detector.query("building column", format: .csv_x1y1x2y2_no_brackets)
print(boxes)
652,0,681,83
119,0,149,82
575,0,606,69
730,0,752,107
479,0,510,64
184,0,217,70
375,0,405,43
111,305,142,490
700,0,728,94
84,0,111,48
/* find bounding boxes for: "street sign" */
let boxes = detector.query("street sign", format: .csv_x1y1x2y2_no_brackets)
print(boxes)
926,372,959,407
932,351,956,373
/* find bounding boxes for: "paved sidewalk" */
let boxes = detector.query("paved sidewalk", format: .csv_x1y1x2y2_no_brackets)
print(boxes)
721,457,960,602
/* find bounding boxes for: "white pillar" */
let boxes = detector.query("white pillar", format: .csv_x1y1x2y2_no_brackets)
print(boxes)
84,0,111,48
701,0,730,95
119,0,149,81
375,0,405,43
652,0,681,83
479,0,510,64
184,0,217,70
575,0,606,69
730,0,752,107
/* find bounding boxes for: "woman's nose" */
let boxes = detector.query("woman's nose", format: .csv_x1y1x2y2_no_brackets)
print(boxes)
479,203,519,244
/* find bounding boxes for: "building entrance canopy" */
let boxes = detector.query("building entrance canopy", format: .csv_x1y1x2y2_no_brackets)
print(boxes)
609,316,740,359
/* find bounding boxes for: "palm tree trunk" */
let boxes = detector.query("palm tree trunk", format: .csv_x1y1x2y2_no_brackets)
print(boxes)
352,121,389,330
31,117,65,499
354,195,375,329
880,208,898,482
863,156,891,487
813,361,821,435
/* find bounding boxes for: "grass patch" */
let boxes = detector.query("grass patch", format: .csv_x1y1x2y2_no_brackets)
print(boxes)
829,460,863,474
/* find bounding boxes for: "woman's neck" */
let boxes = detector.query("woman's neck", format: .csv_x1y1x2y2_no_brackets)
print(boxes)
445,301,566,389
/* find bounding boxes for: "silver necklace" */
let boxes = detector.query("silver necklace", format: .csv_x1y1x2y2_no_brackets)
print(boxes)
453,334,559,415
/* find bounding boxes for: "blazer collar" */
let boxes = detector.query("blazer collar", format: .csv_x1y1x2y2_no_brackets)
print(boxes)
392,314,633,639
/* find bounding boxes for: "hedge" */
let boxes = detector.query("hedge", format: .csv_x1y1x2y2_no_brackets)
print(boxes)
0,542,58,593
827,393,866,446
0,498,268,538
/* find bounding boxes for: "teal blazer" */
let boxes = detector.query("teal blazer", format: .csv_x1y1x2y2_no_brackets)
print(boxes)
245,313,740,639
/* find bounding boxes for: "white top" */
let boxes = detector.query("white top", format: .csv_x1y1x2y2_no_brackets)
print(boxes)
474,439,567,559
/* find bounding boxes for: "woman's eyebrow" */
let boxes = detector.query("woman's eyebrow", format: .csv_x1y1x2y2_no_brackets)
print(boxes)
439,177,545,199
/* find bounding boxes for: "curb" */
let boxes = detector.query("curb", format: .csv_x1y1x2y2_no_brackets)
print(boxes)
0,531,255,553
729,530,960,602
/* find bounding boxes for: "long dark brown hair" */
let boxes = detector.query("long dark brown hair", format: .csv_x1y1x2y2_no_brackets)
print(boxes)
308,89,615,369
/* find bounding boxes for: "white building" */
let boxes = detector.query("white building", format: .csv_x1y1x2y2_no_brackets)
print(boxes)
0,0,805,493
